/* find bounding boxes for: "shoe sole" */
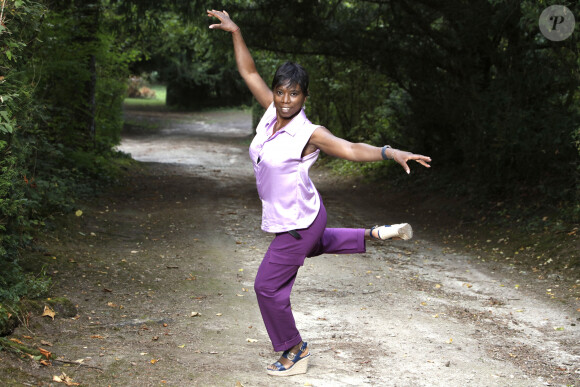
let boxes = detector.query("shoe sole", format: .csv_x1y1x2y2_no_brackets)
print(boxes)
396,223,413,240
377,223,413,240
266,355,310,376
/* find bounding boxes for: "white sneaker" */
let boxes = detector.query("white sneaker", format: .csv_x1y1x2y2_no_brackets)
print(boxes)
371,223,413,240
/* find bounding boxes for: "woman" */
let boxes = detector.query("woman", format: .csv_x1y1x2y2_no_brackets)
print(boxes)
208,9,431,376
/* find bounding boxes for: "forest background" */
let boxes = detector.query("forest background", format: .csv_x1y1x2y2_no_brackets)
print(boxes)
0,0,578,332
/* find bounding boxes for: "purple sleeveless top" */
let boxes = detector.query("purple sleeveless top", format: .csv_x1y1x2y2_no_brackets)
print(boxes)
249,103,321,233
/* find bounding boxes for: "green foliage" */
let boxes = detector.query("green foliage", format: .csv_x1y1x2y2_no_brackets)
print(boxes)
0,0,135,316
0,0,47,266
0,264,51,306
127,8,251,109
0,111,15,134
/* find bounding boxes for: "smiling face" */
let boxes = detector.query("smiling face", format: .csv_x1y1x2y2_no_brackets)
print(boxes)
273,81,307,123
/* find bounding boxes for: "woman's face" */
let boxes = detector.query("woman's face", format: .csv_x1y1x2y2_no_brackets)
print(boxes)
273,81,307,121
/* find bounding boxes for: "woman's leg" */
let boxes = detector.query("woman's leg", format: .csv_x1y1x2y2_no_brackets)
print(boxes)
309,223,413,258
308,227,366,257
254,249,303,352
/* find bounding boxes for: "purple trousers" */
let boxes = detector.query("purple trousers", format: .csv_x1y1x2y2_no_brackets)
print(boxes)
254,201,366,351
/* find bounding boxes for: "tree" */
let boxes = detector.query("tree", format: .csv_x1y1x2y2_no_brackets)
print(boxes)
220,0,579,203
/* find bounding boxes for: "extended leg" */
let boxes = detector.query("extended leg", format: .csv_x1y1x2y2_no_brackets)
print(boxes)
308,227,366,257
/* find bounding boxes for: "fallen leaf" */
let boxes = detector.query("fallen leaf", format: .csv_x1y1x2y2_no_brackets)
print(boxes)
40,360,51,366
191,312,200,317
151,359,158,364
91,335,105,339
10,338,24,345
42,306,56,320
462,283,473,288
53,372,80,386
75,210,83,217
38,347,52,359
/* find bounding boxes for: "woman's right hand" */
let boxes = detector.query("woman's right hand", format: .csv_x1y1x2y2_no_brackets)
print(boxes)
207,9,239,32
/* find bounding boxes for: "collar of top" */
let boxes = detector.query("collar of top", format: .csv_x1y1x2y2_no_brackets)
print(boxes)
265,105,307,138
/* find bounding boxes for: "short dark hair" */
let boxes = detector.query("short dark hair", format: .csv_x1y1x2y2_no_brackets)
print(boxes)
271,61,309,97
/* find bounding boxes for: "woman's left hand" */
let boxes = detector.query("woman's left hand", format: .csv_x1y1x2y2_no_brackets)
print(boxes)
391,150,431,174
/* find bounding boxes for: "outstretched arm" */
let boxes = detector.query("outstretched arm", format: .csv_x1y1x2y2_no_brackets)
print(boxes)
207,9,273,109
309,127,431,174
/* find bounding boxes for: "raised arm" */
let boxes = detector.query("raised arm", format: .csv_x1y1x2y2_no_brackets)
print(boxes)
309,127,431,174
207,10,273,109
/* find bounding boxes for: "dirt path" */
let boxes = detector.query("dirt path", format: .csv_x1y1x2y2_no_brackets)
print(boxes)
2,107,578,386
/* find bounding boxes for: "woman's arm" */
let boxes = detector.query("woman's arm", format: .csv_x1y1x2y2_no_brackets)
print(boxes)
207,9,272,109
309,127,431,174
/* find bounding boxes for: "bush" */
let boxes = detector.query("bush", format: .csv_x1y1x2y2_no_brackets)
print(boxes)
0,0,135,334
